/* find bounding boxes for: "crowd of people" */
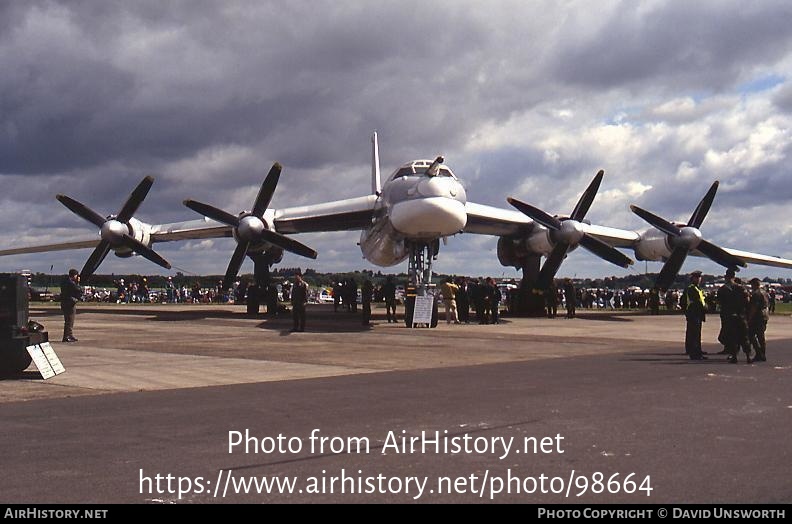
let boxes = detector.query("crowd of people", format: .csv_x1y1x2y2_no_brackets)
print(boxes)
55,267,782,357
684,268,771,363
436,276,503,324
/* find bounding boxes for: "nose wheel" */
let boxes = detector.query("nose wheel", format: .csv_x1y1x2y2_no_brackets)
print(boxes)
405,242,439,328
407,241,438,293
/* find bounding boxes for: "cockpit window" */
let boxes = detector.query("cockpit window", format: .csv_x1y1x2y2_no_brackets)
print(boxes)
391,165,457,179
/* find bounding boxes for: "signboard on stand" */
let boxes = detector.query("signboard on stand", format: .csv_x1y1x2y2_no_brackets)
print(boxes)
412,295,434,327
26,342,65,379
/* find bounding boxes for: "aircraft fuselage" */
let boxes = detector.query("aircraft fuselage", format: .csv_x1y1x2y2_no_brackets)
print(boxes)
360,159,467,266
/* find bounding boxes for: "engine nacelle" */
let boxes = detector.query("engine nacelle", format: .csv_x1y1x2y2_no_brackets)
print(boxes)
112,217,151,258
525,229,554,256
634,229,672,261
498,237,530,269
128,217,149,246
230,210,283,263
498,224,586,268
360,221,408,267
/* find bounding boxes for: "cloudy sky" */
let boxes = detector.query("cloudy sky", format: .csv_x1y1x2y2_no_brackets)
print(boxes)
1,0,791,281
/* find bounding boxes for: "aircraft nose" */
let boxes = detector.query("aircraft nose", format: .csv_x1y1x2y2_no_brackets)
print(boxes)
390,197,467,238
417,177,463,198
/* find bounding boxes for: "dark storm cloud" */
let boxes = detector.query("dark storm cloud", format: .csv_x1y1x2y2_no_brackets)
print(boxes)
1,1,791,278
461,146,603,211
552,1,792,92
0,1,506,177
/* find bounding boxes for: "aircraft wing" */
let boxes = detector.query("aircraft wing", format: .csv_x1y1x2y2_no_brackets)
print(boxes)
581,224,641,248
152,196,378,238
149,218,232,242
463,202,532,236
696,247,792,269
0,218,234,258
0,239,101,255
151,194,378,240
0,196,376,258
463,201,641,248
273,195,377,234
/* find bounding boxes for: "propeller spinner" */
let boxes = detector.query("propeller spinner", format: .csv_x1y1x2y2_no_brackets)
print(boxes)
183,163,317,289
508,170,634,289
630,181,746,290
56,176,171,280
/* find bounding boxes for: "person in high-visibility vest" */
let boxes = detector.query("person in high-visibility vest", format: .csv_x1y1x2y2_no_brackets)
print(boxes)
684,271,707,360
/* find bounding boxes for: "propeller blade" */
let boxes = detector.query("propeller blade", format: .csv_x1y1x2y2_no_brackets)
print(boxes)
697,239,747,269
80,240,112,281
629,205,682,237
507,197,563,230
116,176,154,223
119,235,171,269
224,241,250,290
537,243,570,289
570,170,604,221
56,195,107,228
655,247,689,290
579,234,634,268
687,181,719,228
251,163,282,217
259,229,318,259
183,200,241,228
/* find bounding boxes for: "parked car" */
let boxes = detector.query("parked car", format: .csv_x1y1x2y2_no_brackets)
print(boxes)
29,288,54,302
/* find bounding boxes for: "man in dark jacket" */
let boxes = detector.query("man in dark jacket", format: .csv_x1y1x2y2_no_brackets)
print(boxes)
290,273,309,332
717,268,749,363
60,268,83,342
747,278,769,362
563,278,576,318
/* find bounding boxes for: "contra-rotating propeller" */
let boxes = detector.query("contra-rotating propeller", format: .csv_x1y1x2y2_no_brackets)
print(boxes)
183,162,317,289
56,176,171,281
507,170,634,289
630,181,746,290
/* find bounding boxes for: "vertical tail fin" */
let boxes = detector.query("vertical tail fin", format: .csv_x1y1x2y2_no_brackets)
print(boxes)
371,131,381,195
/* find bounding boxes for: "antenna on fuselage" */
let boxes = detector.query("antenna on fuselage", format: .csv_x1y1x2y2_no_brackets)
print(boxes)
426,156,444,177
371,131,382,195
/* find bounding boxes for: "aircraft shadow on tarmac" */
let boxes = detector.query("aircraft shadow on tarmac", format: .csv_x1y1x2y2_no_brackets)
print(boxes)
619,349,742,364
0,370,44,381
31,307,241,322
31,305,402,334
564,312,634,322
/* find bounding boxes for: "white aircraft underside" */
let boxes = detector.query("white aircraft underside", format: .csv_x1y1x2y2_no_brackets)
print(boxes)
1,132,791,283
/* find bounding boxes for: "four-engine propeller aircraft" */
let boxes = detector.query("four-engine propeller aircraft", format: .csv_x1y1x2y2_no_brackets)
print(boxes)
1,131,792,317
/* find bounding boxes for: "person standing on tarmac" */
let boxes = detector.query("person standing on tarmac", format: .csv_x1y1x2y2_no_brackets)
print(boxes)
747,277,769,362
456,278,470,324
545,280,558,318
563,278,576,319
648,287,661,315
60,269,83,342
717,268,751,364
732,278,753,362
361,279,374,326
440,277,460,324
486,277,501,324
290,273,308,332
382,276,397,323
683,271,707,360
